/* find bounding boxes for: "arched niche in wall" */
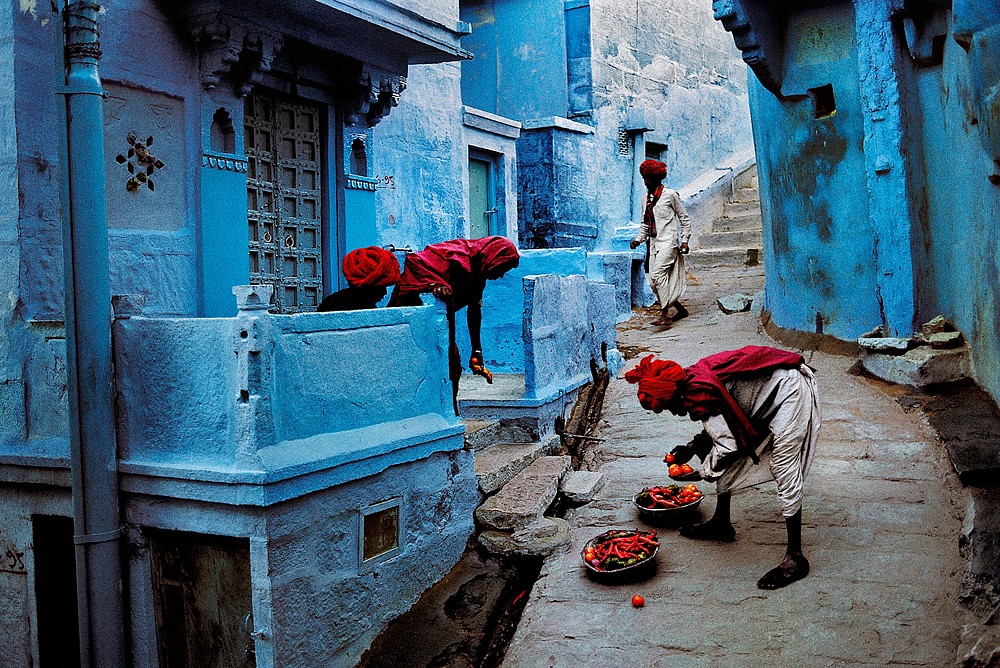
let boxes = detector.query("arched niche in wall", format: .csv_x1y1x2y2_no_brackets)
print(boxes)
350,137,368,177
210,108,236,154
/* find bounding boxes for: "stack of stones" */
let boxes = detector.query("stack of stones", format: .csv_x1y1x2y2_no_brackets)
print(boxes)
858,315,969,387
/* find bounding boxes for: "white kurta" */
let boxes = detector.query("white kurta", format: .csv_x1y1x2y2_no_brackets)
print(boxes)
698,365,821,518
632,189,692,309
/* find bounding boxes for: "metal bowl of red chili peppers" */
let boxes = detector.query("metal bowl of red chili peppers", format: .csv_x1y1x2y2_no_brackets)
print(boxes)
632,484,703,516
581,529,659,581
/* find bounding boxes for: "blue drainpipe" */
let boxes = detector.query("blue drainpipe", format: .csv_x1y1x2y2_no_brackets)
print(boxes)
56,3,126,666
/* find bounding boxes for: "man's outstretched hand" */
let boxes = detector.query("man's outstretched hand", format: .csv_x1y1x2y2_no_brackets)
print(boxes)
470,351,493,384
664,443,694,465
431,284,453,302
629,239,642,250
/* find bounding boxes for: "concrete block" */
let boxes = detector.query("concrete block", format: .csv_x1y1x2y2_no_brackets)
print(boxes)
474,455,571,531
861,345,972,387
717,293,753,314
478,517,571,557
858,336,912,353
559,470,606,503
474,442,545,495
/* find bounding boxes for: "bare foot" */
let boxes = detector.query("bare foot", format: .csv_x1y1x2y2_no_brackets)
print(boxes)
679,520,736,542
650,317,672,327
757,553,810,589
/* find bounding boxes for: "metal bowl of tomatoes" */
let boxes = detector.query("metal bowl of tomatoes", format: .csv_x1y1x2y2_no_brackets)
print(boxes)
581,529,659,582
632,484,703,516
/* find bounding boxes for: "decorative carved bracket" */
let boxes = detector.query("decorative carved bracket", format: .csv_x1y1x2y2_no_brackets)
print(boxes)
712,0,786,98
346,65,407,127
189,15,284,97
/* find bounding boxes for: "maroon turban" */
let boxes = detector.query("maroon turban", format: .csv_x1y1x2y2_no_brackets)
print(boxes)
639,159,667,180
625,355,685,412
342,247,401,288
397,236,520,310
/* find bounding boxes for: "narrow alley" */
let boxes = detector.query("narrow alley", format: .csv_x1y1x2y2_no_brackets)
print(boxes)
503,262,973,667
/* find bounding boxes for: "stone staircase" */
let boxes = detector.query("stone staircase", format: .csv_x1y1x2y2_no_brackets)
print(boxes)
465,420,605,557
689,165,764,268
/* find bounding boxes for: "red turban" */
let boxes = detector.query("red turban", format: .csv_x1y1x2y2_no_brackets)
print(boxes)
342,247,401,288
639,159,667,179
624,355,685,412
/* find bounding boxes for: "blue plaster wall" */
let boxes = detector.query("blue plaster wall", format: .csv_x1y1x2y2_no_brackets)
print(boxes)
914,18,1000,402
13,0,202,319
751,4,882,340
373,63,467,249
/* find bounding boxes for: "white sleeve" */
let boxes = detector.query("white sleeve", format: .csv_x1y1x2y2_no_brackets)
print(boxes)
701,414,738,481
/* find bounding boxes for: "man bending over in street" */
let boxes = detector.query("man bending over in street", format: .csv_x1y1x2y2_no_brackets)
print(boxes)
625,345,821,589
629,159,691,327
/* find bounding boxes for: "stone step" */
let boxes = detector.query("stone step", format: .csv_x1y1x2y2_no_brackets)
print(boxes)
734,167,758,191
724,199,761,218
688,247,763,269
698,229,763,249
478,517,571,557
560,470,606,503
732,185,759,202
474,441,546,495
462,419,502,452
712,211,761,233
475,455,572,531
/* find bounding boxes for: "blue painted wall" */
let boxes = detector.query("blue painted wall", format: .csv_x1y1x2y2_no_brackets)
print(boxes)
913,10,1000,402
733,0,1000,402
373,63,468,249
753,4,882,340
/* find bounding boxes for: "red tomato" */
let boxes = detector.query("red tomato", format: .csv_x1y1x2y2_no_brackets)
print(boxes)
664,453,675,464
631,594,645,607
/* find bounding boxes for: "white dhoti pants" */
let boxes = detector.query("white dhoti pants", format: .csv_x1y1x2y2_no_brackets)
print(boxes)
647,244,686,309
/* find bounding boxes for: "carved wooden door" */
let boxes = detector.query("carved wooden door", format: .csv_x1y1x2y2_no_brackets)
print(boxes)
245,92,323,312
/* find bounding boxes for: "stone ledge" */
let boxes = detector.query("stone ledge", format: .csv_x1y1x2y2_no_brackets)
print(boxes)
475,455,571,531
474,442,545,495
462,106,521,139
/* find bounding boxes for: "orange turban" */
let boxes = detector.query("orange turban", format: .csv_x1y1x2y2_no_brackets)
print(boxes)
624,355,685,412
342,247,401,288
639,159,667,180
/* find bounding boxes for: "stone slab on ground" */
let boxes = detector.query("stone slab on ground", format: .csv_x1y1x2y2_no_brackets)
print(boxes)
861,345,972,386
474,442,546,494
475,455,571,531
717,293,753,314
478,517,571,557
559,470,606,503
858,336,911,353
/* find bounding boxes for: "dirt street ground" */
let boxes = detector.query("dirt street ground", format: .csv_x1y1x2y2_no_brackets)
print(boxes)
503,264,973,668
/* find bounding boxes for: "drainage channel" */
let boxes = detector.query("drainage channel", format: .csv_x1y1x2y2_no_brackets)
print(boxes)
359,368,611,668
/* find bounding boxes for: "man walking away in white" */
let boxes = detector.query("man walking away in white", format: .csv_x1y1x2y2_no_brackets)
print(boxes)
630,159,692,327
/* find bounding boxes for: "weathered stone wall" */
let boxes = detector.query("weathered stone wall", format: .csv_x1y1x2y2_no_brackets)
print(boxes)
589,0,754,247
266,448,476,667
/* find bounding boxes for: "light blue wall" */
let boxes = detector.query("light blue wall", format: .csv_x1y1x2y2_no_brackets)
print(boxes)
735,0,1000,402
373,63,468,249
914,11,1000,402
752,4,882,340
